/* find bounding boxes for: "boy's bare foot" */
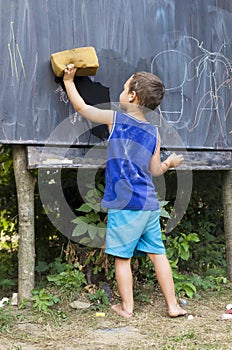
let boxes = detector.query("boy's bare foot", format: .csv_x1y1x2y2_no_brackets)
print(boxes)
168,304,187,318
111,304,133,319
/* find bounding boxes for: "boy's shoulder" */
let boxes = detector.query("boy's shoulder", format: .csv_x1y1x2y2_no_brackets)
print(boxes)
115,111,149,124
113,111,158,138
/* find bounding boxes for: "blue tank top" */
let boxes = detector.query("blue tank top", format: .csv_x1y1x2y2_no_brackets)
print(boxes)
101,112,159,210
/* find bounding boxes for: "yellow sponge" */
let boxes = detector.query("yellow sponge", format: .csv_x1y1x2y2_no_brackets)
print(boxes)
50,46,99,77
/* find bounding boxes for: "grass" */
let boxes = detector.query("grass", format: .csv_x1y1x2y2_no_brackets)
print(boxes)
0,283,231,349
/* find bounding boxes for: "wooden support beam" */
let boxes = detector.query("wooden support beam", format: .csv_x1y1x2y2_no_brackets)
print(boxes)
12,145,36,304
222,170,232,281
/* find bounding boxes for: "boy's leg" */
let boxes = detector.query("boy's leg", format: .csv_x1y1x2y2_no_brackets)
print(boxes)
111,257,133,318
147,253,187,317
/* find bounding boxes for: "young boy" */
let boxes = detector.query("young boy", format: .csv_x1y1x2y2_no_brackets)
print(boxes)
63,65,187,319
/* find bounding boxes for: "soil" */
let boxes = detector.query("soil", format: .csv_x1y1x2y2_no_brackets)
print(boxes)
0,285,232,350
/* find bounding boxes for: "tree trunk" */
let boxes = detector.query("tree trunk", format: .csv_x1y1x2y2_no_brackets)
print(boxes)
222,170,232,281
12,145,36,304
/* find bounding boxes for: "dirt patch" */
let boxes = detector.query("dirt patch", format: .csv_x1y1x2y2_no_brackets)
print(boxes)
1,285,232,350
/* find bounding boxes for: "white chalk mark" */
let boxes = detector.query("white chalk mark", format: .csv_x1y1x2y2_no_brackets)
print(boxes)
10,21,18,80
8,21,26,81
7,43,14,78
55,86,69,104
16,44,26,79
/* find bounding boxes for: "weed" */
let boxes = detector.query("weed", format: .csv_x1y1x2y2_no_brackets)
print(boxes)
190,273,228,292
172,331,195,342
47,262,87,295
88,287,110,310
0,306,15,333
72,181,107,247
31,288,60,313
164,232,200,262
134,292,151,303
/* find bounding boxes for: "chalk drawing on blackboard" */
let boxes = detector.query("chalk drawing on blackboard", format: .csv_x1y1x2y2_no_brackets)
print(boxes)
55,85,69,104
151,48,191,127
69,112,83,125
151,36,232,146
8,21,26,81
54,86,84,126
185,36,231,134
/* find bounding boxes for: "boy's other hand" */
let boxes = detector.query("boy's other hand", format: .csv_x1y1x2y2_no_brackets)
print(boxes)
63,63,77,82
167,153,184,168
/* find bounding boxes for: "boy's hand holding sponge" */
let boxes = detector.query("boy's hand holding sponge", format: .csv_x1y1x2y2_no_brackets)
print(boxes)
50,46,99,77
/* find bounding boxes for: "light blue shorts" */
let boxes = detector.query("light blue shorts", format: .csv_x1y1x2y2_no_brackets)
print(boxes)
105,209,165,258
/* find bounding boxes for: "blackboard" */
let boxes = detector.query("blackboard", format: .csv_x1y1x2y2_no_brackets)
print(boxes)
0,0,231,149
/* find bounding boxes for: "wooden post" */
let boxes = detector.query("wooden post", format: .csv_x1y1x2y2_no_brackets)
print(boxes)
222,170,232,281
12,145,36,304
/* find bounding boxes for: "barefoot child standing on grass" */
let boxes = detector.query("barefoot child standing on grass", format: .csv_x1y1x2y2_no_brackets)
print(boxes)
63,64,187,319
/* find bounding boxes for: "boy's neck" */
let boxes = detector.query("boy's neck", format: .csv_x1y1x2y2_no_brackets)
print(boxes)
125,106,147,122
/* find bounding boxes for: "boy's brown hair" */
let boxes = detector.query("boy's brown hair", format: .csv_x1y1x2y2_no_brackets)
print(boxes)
129,71,165,110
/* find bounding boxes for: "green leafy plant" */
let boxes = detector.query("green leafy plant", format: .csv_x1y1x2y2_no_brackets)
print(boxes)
0,307,15,333
172,270,197,298
190,272,227,292
88,287,110,310
35,257,71,277
0,258,17,294
48,257,71,274
161,229,200,298
18,298,27,310
47,263,87,295
159,200,171,219
134,290,151,303
162,171,226,297
31,288,60,313
72,181,107,247
164,232,200,262
172,331,195,342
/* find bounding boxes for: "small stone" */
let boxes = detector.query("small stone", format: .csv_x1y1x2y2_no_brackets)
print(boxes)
226,303,232,310
187,315,194,320
179,298,188,306
69,300,91,309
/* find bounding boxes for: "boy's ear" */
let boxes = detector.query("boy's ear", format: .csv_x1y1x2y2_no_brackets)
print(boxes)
129,90,137,102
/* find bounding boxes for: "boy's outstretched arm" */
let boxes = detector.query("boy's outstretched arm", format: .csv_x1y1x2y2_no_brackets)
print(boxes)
149,136,184,177
63,64,114,126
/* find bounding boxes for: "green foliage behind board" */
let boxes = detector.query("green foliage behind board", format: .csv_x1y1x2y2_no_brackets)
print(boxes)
0,145,227,300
